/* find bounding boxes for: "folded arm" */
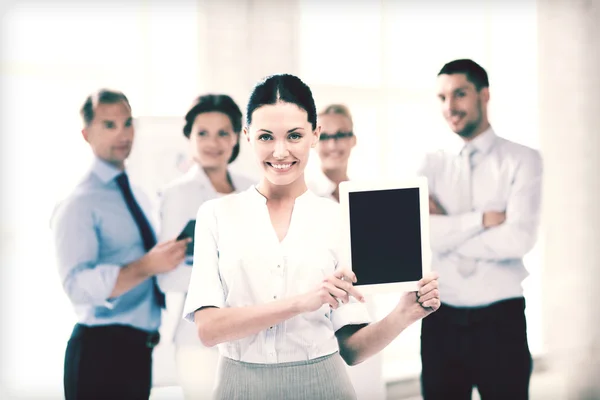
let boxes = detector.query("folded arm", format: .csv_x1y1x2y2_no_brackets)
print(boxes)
454,151,543,260
418,153,484,253
428,212,484,253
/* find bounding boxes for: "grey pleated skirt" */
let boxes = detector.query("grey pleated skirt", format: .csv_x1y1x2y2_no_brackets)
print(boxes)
212,352,357,400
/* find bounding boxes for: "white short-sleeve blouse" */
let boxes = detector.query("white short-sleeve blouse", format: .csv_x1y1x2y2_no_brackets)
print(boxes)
183,185,371,364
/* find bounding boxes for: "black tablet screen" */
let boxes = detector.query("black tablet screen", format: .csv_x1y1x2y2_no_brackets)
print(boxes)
348,188,423,285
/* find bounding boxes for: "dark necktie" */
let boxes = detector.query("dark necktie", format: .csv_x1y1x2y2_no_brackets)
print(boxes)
115,172,166,308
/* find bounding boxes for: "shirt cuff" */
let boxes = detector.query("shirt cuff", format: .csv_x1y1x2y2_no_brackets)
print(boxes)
330,301,372,332
182,294,225,324
98,263,122,309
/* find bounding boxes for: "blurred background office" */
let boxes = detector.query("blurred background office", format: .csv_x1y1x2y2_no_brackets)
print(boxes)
0,0,598,399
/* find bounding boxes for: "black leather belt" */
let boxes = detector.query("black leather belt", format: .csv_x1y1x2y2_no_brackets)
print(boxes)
72,323,160,348
436,297,526,327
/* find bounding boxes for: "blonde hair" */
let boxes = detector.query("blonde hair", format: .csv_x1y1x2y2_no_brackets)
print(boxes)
318,103,354,129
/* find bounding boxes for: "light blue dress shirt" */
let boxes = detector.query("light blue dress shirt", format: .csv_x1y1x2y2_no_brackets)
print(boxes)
51,157,161,332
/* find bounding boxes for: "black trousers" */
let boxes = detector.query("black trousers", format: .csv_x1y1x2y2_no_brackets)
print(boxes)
420,297,532,400
64,324,159,400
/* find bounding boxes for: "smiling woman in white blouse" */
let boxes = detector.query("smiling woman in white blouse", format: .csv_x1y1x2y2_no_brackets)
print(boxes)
156,94,255,399
182,74,441,400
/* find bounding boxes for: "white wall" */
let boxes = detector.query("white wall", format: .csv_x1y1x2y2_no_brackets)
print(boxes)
538,0,600,397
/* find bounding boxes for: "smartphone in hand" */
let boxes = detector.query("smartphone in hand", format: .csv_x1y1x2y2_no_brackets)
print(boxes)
177,220,196,257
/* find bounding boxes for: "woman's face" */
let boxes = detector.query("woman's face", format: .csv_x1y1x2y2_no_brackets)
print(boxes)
189,112,238,169
245,101,319,187
316,113,356,171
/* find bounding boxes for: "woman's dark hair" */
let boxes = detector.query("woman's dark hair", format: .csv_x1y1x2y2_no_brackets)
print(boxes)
183,94,242,164
246,74,317,130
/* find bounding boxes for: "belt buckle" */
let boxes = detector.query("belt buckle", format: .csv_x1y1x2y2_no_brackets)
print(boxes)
146,332,160,348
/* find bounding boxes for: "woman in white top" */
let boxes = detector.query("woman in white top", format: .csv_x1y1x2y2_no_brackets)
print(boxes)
183,74,440,400
307,104,385,400
157,94,255,399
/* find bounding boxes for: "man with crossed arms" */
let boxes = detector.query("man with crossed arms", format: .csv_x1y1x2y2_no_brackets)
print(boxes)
417,59,543,400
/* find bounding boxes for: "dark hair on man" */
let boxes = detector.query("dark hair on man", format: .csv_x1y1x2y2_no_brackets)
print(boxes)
182,94,243,164
438,59,489,91
80,89,131,126
246,74,317,130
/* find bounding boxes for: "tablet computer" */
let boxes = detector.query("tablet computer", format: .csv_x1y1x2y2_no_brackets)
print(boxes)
338,177,431,294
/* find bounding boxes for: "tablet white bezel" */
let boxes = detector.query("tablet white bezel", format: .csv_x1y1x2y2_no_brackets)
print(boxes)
338,177,431,294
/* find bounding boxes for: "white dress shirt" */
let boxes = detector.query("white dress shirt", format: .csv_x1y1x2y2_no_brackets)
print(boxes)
157,164,255,345
183,186,372,364
418,127,543,307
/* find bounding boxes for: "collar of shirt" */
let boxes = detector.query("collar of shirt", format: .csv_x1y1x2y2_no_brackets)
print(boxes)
188,163,251,193
456,126,498,168
91,156,124,184
246,184,315,205
470,126,497,155
188,164,211,187
456,126,497,156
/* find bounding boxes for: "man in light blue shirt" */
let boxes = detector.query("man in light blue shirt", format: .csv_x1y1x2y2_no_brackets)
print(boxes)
52,89,189,400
